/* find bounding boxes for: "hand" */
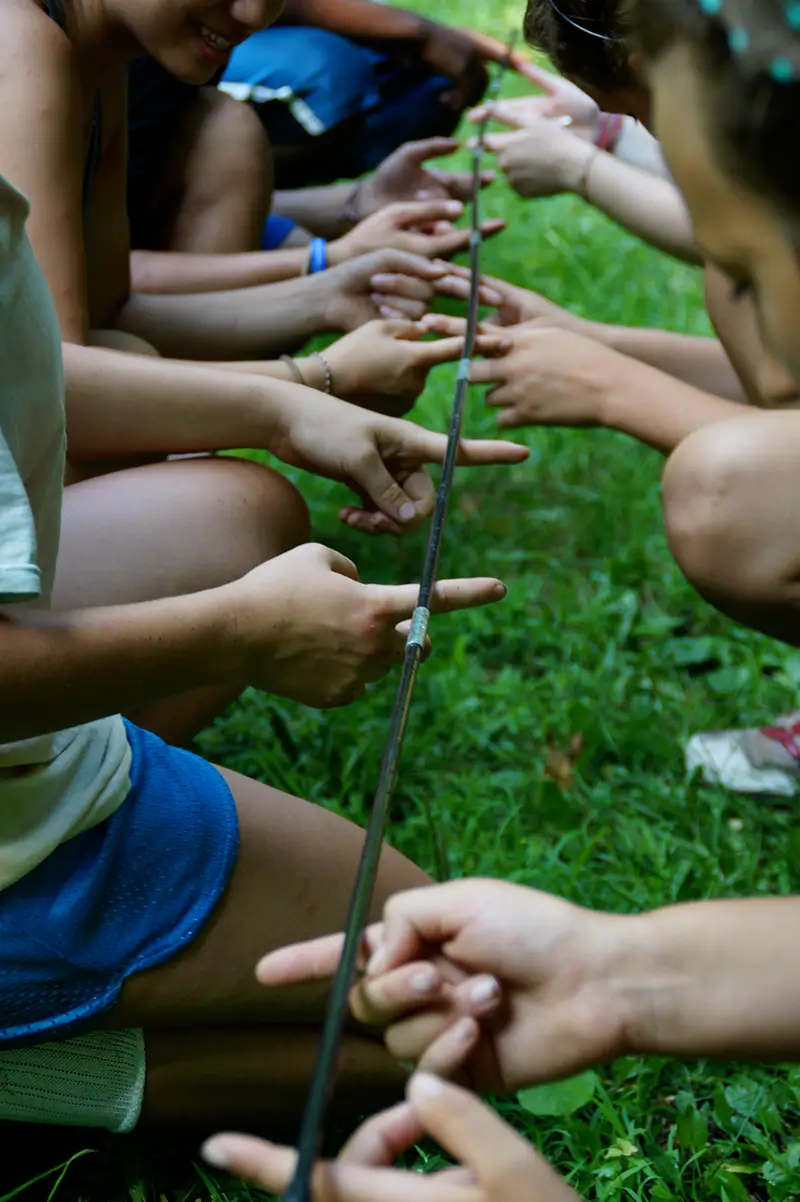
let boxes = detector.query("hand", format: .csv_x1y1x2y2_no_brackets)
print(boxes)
429,272,593,332
356,138,495,212
325,320,510,419
421,318,614,429
329,200,505,268
470,64,600,138
322,250,447,331
418,23,489,110
203,1072,581,1202
256,880,639,1093
267,384,529,535
227,546,506,708
484,119,597,199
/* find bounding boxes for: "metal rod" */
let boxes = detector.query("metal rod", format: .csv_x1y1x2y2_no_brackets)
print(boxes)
281,53,513,1202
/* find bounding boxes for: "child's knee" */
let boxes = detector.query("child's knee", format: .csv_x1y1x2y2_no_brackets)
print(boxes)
231,457,310,560
663,420,784,605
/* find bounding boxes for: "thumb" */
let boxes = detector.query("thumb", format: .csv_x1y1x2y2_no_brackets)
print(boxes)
408,1075,581,1200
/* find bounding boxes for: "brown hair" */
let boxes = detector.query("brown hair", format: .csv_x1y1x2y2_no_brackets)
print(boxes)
523,0,636,95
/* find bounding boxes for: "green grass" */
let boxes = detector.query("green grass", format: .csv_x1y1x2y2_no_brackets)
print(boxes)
8,4,800,1198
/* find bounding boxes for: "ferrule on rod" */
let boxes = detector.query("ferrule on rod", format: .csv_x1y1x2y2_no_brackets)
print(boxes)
407,606,431,650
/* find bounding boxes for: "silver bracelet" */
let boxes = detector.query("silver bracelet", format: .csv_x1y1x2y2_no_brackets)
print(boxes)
309,350,333,395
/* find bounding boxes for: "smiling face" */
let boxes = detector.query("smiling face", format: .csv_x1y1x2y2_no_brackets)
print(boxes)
650,42,800,396
118,0,284,83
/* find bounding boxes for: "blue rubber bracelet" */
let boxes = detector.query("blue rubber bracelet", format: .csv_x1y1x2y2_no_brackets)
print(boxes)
309,238,328,274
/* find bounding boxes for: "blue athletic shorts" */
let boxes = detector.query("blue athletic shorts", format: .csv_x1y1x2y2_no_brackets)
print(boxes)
0,721,238,1047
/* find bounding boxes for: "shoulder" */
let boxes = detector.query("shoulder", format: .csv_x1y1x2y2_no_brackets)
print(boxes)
0,0,81,101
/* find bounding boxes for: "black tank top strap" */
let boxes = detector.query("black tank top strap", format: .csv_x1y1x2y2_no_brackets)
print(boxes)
41,0,103,214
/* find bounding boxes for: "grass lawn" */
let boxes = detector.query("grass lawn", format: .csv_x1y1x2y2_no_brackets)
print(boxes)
8,3,800,1199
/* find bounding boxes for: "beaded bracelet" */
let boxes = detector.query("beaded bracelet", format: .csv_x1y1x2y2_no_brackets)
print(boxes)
309,350,333,394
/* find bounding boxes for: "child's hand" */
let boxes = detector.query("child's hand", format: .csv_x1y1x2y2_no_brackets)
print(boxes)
423,316,618,429
267,383,528,536
256,879,642,1094
431,269,591,333
329,200,505,267
470,64,601,138
355,137,496,213
483,119,597,200
226,546,506,708
203,1073,582,1202
325,320,510,418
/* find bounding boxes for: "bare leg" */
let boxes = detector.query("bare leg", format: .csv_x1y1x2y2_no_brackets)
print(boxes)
107,767,429,1028
141,1028,406,1134
165,89,273,254
663,410,800,645
54,457,309,743
107,769,430,1125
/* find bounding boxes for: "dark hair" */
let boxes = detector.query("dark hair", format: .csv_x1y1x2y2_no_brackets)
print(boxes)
632,0,800,218
523,0,635,95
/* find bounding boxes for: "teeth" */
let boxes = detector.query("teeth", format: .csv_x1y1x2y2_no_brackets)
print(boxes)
200,24,232,50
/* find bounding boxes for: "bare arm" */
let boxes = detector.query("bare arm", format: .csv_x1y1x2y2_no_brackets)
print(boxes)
63,342,295,459
576,152,699,265
591,326,747,402
598,355,749,451
129,246,312,294
115,272,332,358
0,590,234,744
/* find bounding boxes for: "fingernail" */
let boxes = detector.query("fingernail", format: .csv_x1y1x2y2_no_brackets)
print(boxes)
399,502,416,522
412,1072,445,1098
202,1139,231,1169
366,947,387,975
445,201,463,215
469,975,500,1005
411,968,438,995
494,582,507,598
483,288,504,305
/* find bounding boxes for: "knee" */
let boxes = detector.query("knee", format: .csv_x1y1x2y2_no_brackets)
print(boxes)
199,90,272,208
663,419,780,605
227,457,310,562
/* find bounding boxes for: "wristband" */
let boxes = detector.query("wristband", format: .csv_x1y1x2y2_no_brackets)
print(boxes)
595,112,624,154
309,237,328,274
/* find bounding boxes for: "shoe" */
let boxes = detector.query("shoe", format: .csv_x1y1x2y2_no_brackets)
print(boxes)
685,712,800,798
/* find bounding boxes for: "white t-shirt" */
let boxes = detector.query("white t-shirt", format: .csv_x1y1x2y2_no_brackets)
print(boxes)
0,174,131,891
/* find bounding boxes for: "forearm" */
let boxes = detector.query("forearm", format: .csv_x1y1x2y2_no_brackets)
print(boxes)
0,588,236,743
129,247,309,295
280,0,425,40
63,342,292,458
115,276,328,359
624,897,800,1061
591,326,747,402
273,184,354,240
577,152,699,266
597,355,749,453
